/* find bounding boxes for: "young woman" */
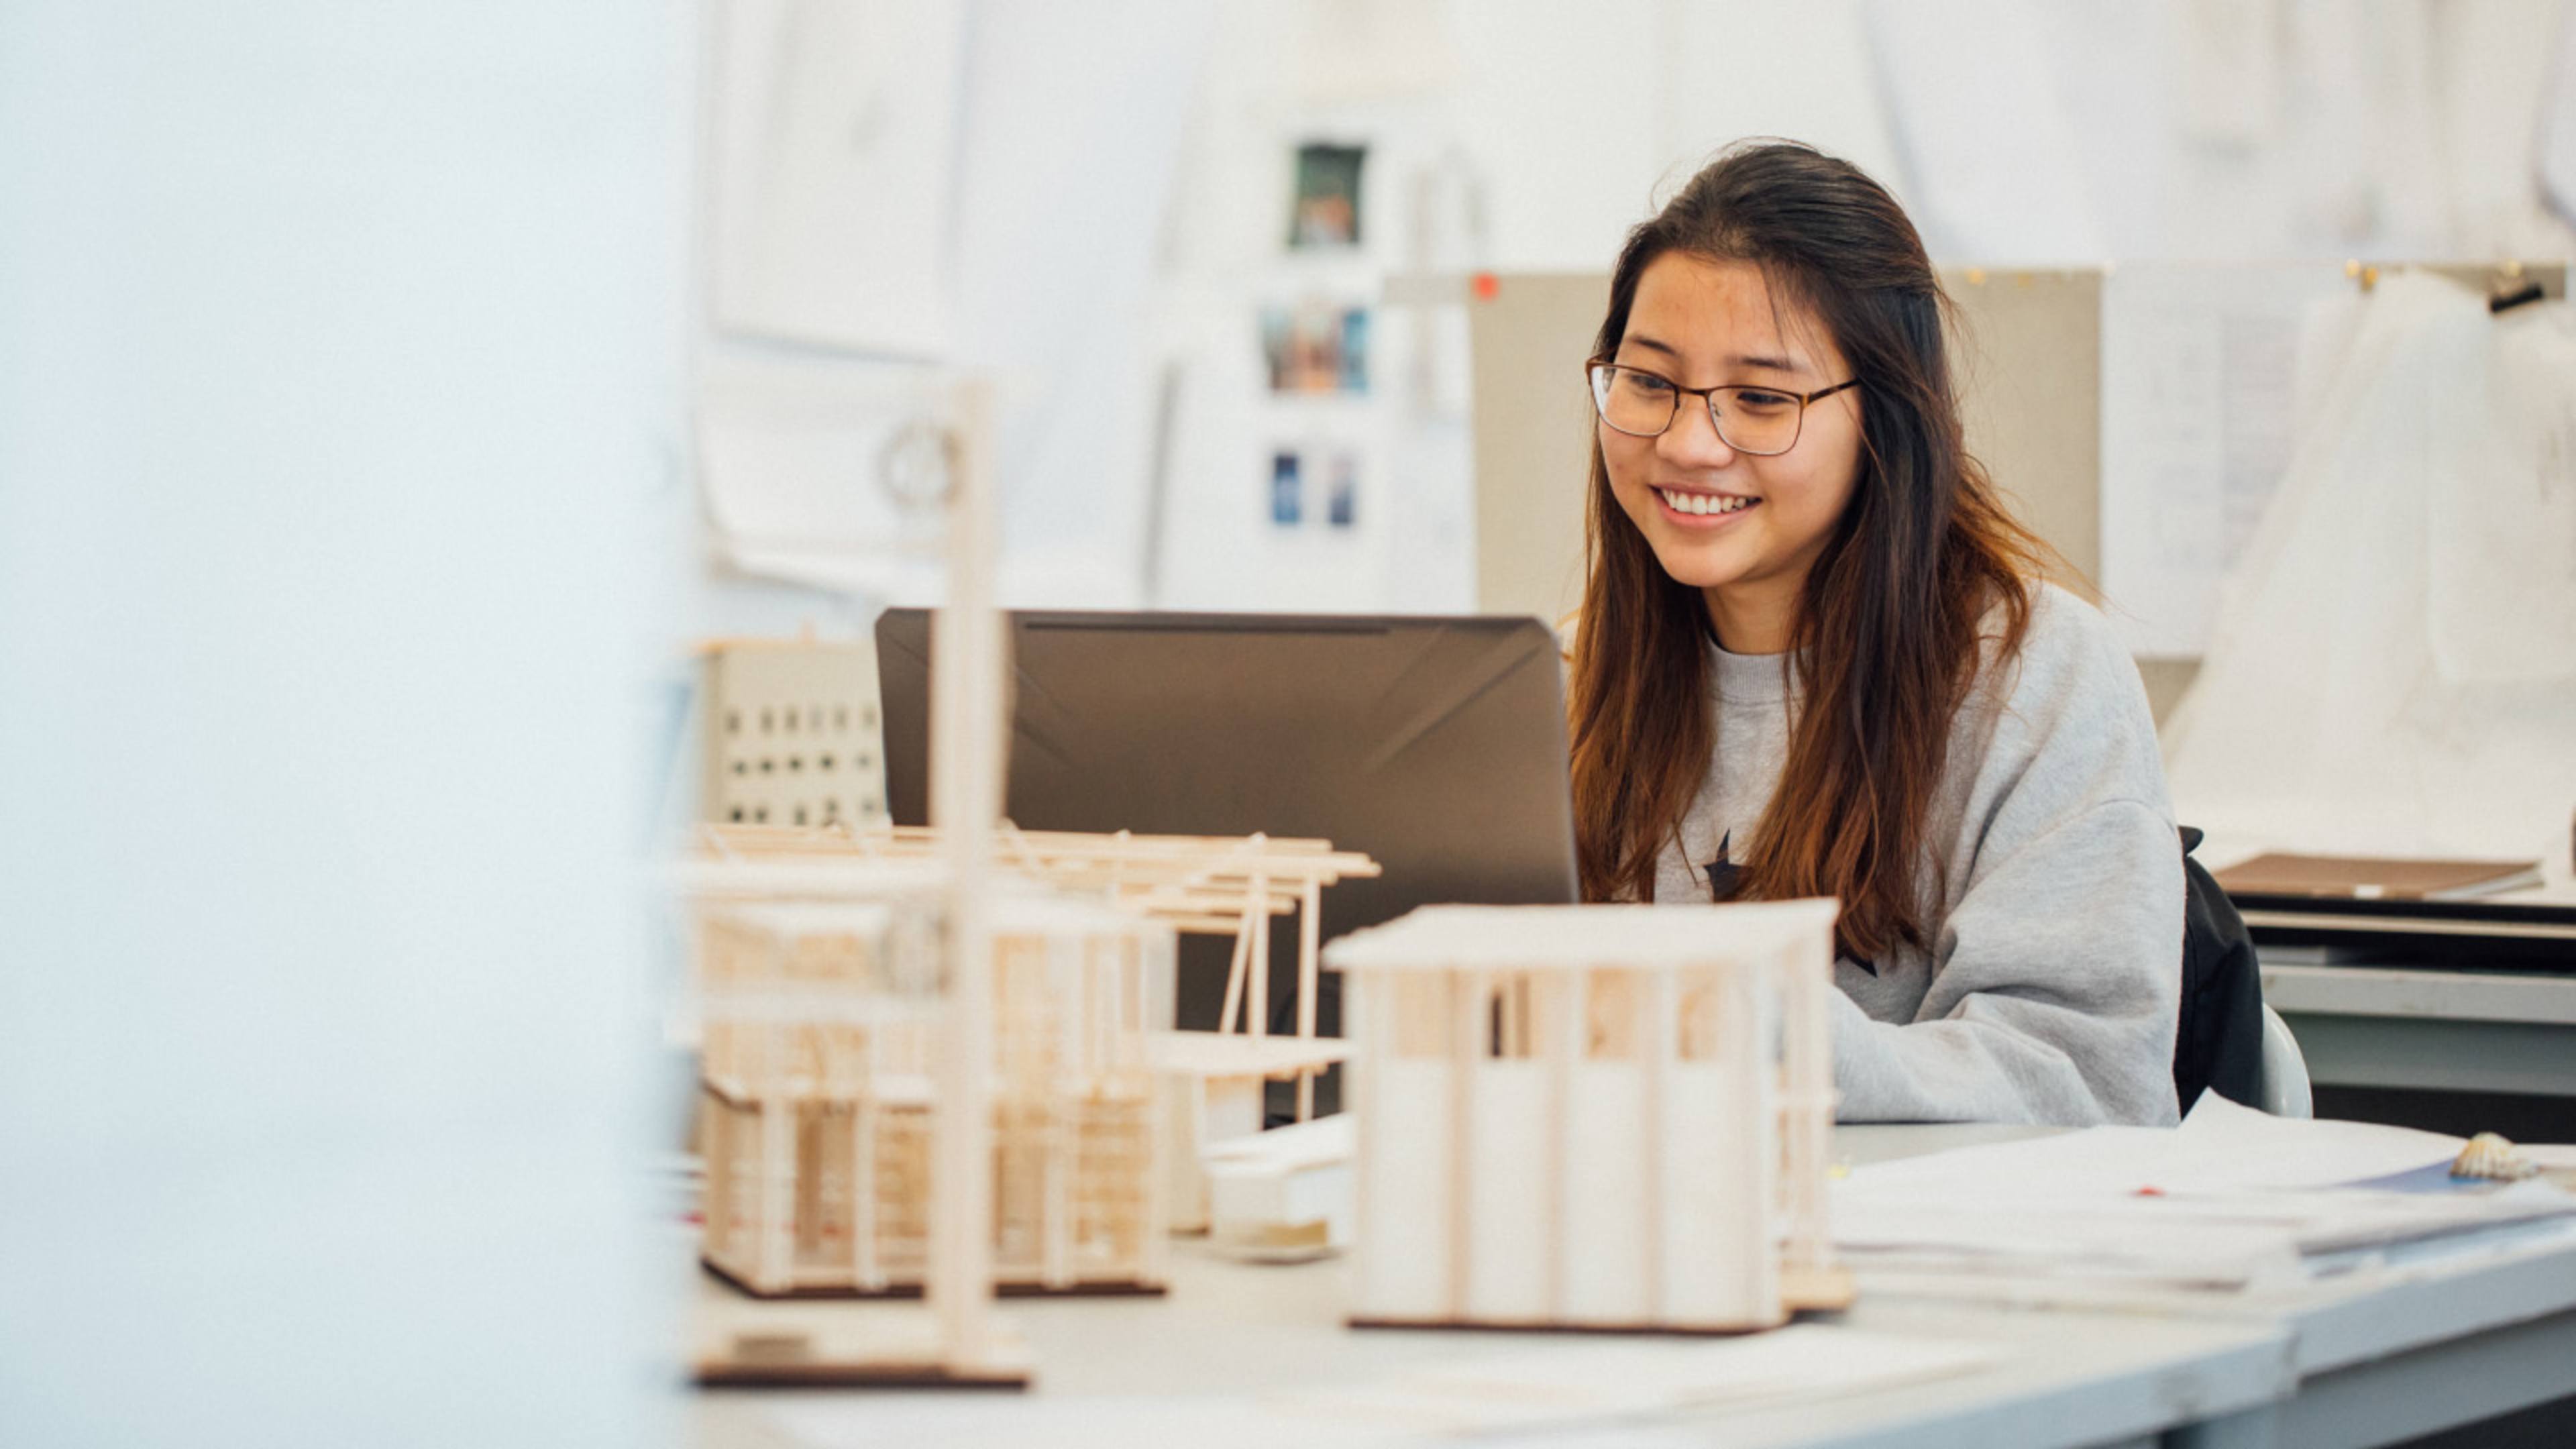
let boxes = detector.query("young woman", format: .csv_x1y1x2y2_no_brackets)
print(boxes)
1570,142,2182,1126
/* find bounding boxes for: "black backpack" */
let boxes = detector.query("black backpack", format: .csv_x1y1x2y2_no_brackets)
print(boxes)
2173,826,2267,1110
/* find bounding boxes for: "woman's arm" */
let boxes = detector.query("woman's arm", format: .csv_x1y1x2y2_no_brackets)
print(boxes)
1830,586,2186,1127
1831,796,2183,1126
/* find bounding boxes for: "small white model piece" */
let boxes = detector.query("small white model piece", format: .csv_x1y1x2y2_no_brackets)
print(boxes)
1202,1112,1356,1261
1324,900,1848,1334
1148,1028,1350,1233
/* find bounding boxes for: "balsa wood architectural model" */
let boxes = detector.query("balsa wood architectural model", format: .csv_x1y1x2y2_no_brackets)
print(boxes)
698,819,1379,1232
687,376,1032,1387
688,882,1177,1301
1324,900,1848,1334
702,823,1375,1099
697,636,889,832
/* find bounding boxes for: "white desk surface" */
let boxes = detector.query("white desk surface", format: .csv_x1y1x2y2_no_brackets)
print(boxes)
688,1123,2576,1449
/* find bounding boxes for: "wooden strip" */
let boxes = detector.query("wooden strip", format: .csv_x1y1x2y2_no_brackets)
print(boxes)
1350,977,1379,1313
1546,969,1574,1324
1295,879,1322,1121
1248,871,1272,1042
1644,967,1672,1324
1217,914,1251,1036
853,1099,879,1291
757,1095,795,1294
1448,968,1475,1322
927,377,1001,1375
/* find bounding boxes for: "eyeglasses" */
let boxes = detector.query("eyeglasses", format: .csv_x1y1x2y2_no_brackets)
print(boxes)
1586,362,1859,456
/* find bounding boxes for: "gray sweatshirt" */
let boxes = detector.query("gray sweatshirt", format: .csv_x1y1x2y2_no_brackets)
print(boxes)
1651,583,2183,1126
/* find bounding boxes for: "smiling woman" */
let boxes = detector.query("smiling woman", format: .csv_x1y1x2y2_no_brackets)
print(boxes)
1568,142,2186,1128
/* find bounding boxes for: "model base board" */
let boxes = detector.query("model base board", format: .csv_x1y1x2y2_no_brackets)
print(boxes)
691,1303,1035,1389
701,1257,1169,1301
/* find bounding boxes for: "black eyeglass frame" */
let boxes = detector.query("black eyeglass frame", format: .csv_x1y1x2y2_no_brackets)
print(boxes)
1585,360,1860,457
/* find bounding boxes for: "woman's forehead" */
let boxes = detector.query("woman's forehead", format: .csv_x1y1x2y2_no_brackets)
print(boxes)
1622,252,1840,376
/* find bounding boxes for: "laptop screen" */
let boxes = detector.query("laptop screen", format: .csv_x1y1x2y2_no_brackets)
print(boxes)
876,610,1579,1036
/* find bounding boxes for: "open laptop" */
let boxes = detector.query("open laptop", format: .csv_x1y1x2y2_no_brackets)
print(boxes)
875,610,1579,1051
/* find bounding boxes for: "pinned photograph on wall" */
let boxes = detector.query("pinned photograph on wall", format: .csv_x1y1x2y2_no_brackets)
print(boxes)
1270,449,1303,527
1260,302,1371,394
1326,453,1357,528
1289,142,1365,248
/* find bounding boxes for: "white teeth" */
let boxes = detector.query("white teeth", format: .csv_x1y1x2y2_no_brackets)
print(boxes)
1659,488,1754,517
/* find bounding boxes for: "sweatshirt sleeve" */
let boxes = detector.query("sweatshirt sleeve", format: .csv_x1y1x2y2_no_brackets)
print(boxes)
1829,590,2186,1128
1830,796,2184,1125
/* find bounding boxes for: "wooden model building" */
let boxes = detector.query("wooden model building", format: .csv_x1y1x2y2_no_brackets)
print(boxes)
686,377,1025,1386
1323,900,1847,1334
686,877,1177,1301
698,819,1378,1232
697,635,888,832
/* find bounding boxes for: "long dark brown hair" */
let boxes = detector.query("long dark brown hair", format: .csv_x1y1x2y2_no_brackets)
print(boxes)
1569,140,2046,962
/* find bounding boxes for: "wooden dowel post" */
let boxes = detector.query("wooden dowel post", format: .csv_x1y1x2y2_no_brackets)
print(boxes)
928,378,1003,1373
1248,871,1272,1042
1295,878,1322,1121
1218,917,1251,1036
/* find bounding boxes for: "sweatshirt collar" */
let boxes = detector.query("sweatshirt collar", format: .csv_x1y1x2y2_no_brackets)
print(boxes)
1707,635,1796,704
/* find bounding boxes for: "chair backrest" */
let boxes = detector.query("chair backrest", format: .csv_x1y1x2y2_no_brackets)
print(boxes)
2174,826,2268,1110
2257,1004,2314,1118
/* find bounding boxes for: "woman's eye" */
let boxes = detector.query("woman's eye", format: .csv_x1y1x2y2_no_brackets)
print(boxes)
1621,372,1674,395
1731,389,1792,411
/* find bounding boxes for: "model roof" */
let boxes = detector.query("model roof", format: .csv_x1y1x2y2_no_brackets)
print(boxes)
1322,900,1839,972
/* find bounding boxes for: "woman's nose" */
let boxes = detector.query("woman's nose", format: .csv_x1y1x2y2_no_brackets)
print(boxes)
1658,394,1737,467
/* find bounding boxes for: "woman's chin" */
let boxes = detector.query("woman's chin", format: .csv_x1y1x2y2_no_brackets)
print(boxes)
1648,539,1750,592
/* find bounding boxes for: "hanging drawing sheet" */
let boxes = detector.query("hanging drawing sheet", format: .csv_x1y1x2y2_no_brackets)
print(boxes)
2161,274,2576,860
2096,264,2355,658
706,0,965,357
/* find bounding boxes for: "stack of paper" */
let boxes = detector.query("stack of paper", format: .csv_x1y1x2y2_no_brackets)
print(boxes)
1832,1095,2576,1295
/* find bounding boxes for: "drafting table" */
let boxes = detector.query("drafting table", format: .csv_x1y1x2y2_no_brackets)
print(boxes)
2251,881,2576,1103
2263,962,2576,1100
688,1122,2576,1449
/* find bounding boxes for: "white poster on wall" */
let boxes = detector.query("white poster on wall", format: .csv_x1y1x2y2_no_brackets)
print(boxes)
707,0,966,358
693,356,947,603
2097,263,2355,658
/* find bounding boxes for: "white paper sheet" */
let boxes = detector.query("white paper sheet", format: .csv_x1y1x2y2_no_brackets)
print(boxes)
2542,10,2576,228
2098,264,2354,657
1287,1326,2000,1436
692,356,947,602
1849,1091,2465,1198
707,0,966,357
2159,276,2576,859
1832,1093,2576,1292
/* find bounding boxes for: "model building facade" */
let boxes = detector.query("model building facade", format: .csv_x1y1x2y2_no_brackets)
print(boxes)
690,880,1176,1298
1324,900,1843,1333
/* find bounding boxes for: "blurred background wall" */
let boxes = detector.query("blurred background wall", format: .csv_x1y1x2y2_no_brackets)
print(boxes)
680,0,2576,632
